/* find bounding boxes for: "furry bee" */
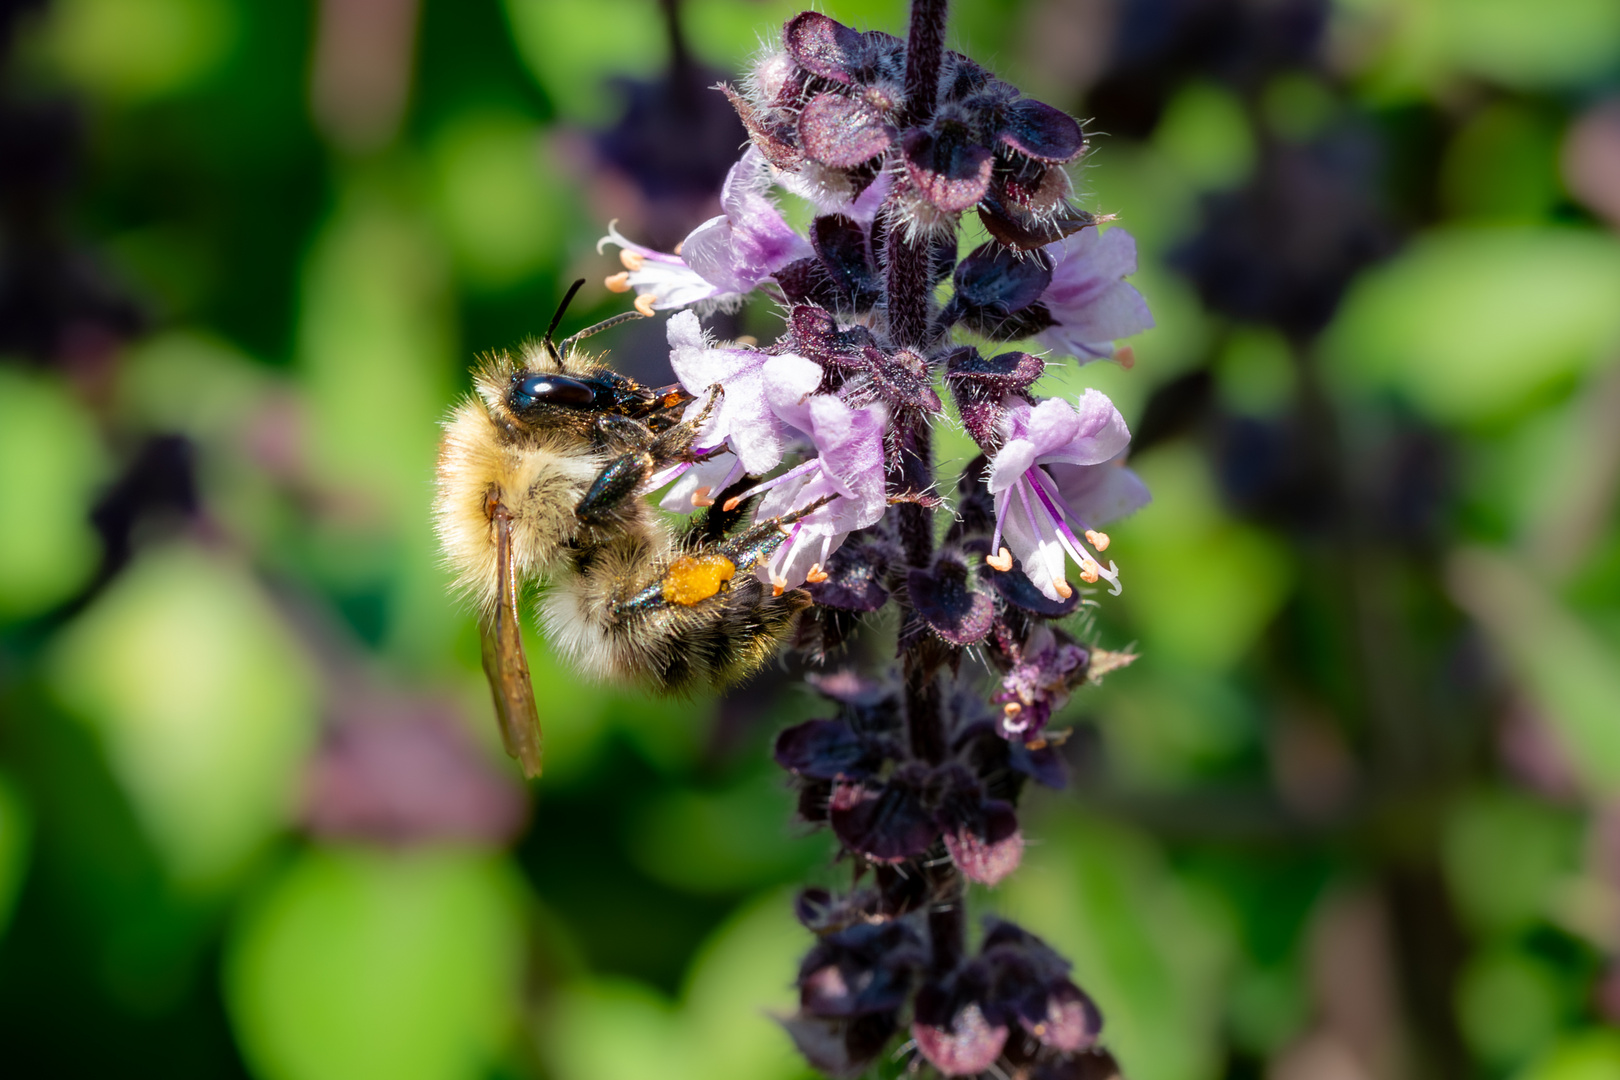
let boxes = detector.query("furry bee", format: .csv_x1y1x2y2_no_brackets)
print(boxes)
434,282,812,778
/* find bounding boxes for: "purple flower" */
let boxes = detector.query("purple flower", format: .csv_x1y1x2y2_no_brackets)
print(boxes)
600,148,813,314
985,393,1148,602
992,625,1089,741
652,312,816,511
1034,227,1154,364
739,384,889,593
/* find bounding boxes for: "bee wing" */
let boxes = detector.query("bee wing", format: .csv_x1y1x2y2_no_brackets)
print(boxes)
480,507,543,778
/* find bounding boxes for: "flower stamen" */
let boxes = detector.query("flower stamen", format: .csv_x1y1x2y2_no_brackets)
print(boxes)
1084,529,1110,551
986,547,1013,571
604,271,631,293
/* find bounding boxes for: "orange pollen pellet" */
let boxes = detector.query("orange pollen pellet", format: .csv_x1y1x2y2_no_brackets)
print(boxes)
633,294,657,318
1084,529,1110,551
604,271,631,293
661,553,736,606
986,547,1013,571
1054,578,1074,599
806,563,829,584
619,249,645,271
691,486,715,508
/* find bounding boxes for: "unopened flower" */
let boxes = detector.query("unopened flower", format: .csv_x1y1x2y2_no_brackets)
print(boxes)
600,148,812,314
1034,227,1155,363
729,12,1093,247
912,1001,1009,1076
985,393,1146,601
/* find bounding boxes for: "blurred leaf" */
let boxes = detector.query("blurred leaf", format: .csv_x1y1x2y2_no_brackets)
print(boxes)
431,112,570,289
1153,82,1256,192
47,544,318,889
1447,548,1620,796
1325,229,1620,423
542,889,810,1080
1092,667,1260,787
298,182,460,664
628,769,834,893
686,1,911,72
998,807,1231,1080
1440,103,1563,223
0,368,104,618
226,846,526,1080
0,774,31,938
47,0,237,103
1344,0,1620,98
1455,945,1565,1069
299,185,452,518
502,0,668,124
1216,325,1296,417
1111,444,1295,672
680,888,812,1080
1517,1030,1620,1080
1440,788,1581,933
118,331,270,440
1225,962,1309,1055
1442,0,1620,90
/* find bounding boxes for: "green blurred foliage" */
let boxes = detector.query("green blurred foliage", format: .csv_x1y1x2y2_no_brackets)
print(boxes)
225,847,527,1080
0,370,105,617
2,0,1619,1078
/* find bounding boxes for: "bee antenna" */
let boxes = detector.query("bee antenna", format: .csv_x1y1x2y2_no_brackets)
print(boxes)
557,310,647,356
543,278,589,349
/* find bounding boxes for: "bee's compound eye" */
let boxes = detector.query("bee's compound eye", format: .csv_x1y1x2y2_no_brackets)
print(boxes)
511,374,596,410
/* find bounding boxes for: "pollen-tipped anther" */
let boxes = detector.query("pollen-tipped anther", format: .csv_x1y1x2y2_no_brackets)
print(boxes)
806,563,830,583
619,249,645,271
605,271,631,293
1084,530,1110,551
691,486,715,507
634,294,657,318
1054,578,1074,599
986,547,1013,571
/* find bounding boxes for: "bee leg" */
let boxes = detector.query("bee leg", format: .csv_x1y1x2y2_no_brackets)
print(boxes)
646,384,724,464
576,450,655,527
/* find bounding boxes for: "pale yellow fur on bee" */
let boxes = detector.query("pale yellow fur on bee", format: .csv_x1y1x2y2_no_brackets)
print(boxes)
432,400,603,616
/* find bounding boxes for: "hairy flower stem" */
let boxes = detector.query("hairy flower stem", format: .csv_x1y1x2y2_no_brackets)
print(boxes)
886,0,949,351
901,0,948,124
889,0,965,965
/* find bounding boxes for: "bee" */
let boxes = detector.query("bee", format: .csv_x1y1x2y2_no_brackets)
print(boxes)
434,281,813,778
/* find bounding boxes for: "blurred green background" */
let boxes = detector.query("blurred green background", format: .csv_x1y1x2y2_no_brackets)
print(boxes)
2,0,1620,1077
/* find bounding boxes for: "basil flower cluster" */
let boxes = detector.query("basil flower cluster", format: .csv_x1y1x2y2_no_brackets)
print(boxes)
596,7,1157,1077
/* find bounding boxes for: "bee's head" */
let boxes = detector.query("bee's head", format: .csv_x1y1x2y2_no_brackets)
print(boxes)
474,280,693,436
496,360,691,431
